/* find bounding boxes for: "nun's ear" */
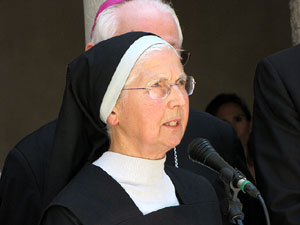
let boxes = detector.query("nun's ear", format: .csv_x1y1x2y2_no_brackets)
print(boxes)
107,111,119,126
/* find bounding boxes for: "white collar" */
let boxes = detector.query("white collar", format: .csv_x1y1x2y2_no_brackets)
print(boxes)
93,151,166,185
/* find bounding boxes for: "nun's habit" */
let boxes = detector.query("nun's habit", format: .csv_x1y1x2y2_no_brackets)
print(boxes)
41,32,222,225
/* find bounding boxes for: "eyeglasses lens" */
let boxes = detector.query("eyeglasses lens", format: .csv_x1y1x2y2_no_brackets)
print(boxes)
148,77,195,99
149,80,168,99
185,76,195,95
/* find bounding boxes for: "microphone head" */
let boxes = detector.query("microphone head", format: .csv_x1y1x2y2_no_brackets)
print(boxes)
187,138,215,164
188,138,261,198
188,138,232,173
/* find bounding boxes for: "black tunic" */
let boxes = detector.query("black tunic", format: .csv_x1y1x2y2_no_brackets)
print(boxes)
252,44,300,225
41,165,222,225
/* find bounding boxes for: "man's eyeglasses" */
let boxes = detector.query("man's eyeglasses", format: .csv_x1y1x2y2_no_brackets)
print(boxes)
177,49,191,66
123,76,196,100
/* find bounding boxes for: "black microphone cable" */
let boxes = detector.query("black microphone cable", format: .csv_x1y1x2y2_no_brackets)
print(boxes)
257,194,271,225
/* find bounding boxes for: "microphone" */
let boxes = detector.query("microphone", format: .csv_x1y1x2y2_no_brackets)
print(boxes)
188,138,260,199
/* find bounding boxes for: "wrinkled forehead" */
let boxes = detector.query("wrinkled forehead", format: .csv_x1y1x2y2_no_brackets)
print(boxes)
128,45,183,83
137,44,179,64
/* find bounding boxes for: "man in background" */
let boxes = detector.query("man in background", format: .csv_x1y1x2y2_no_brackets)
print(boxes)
252,43,300,225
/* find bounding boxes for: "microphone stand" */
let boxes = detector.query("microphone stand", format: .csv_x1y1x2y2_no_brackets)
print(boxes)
219,168,244,225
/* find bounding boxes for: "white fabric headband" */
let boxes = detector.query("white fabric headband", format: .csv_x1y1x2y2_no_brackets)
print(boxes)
99,35,171,123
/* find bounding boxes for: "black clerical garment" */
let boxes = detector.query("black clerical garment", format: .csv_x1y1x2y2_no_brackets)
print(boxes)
41,164,222,225
252,44,300,225
0,111,262,225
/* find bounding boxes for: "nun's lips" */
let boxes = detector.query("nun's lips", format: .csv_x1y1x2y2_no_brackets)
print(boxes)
163,119,181,128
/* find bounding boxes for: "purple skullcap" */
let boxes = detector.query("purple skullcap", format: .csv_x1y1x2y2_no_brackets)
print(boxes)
90,0,126,38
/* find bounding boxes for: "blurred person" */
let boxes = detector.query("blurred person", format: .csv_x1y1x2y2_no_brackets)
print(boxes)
40,31,222,225
252,44,300,225
0,1,255,225
205,93,254,180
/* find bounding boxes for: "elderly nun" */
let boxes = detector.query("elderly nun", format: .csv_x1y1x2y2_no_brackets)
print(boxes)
41,32,222,225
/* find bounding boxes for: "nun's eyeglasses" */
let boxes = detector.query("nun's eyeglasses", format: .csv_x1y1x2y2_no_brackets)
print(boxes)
123,76,196,100
177,49,191,66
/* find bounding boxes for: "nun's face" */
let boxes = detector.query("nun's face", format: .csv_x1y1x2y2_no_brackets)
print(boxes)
110,48,189,159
